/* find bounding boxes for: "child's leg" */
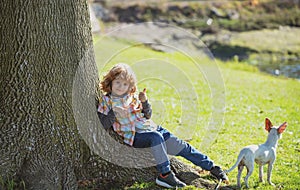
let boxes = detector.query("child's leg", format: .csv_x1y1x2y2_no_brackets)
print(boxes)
133,131,171,174
157,126,214,171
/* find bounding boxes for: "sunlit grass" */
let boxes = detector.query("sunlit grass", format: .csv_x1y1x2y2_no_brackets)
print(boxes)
93,34,300,189
230,27,300,54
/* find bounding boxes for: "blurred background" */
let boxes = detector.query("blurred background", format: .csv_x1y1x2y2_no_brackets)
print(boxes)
88,0,300,79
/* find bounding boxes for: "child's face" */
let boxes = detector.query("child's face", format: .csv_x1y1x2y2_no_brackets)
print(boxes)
111,78,130,96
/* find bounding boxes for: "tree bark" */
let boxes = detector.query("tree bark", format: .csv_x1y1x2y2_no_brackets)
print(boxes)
0,0,93,189
0,1,220,189
0,0,158,189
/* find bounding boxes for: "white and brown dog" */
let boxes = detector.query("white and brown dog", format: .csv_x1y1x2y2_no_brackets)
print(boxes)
225,118,287,188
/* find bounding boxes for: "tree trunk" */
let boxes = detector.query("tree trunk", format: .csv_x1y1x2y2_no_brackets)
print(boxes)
0,1,219,189
0,0,92,189
0,0,157,189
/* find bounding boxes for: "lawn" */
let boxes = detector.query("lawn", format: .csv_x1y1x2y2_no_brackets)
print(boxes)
93,35,300,189
229,27,300,55
202,27,300,62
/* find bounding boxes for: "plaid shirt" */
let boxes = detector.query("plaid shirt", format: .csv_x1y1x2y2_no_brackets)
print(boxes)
98,94,150,146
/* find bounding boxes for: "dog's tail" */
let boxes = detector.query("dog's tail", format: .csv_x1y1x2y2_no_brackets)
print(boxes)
225,151,245,174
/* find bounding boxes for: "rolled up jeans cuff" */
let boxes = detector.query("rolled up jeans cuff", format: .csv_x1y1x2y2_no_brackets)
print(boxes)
157,161,171,174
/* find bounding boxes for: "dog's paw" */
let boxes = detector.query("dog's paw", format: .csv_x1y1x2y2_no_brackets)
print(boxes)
269,182,275,186
259,178,264,183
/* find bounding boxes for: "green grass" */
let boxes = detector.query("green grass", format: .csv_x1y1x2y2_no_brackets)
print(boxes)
94,34,300,189
0,177,26,190
201,27,300,64
205,64,300,189
230,27,300,55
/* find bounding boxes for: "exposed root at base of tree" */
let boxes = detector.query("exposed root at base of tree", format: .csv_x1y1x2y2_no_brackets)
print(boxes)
78,157,234,189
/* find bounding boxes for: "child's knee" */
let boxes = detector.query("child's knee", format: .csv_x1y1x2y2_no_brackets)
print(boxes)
150,131,165,146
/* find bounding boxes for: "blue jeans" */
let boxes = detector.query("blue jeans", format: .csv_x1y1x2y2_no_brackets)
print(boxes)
133,126,214,174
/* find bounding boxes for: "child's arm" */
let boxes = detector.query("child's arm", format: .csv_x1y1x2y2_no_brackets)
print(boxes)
97,95,116,129
97,109,116,129
141,100,152,119
139,88,152,119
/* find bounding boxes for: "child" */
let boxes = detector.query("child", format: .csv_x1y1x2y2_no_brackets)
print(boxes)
97,63,228,188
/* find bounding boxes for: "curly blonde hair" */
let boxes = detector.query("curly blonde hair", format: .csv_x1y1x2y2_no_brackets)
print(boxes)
100,63,137,95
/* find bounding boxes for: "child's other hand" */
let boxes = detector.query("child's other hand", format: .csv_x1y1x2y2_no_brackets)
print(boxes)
113,106,129,118
138,88,147,103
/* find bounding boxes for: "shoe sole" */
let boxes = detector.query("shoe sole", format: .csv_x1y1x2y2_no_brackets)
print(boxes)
155,178,174,188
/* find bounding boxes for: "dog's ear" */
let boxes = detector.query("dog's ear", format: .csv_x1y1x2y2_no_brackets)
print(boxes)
278,122,287,134
265,118,273,132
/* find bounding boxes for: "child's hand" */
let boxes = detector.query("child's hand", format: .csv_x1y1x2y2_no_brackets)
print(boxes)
138,88,147,103
113,106,129,118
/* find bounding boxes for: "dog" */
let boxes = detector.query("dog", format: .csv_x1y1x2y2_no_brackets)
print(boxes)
225,118,287,188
